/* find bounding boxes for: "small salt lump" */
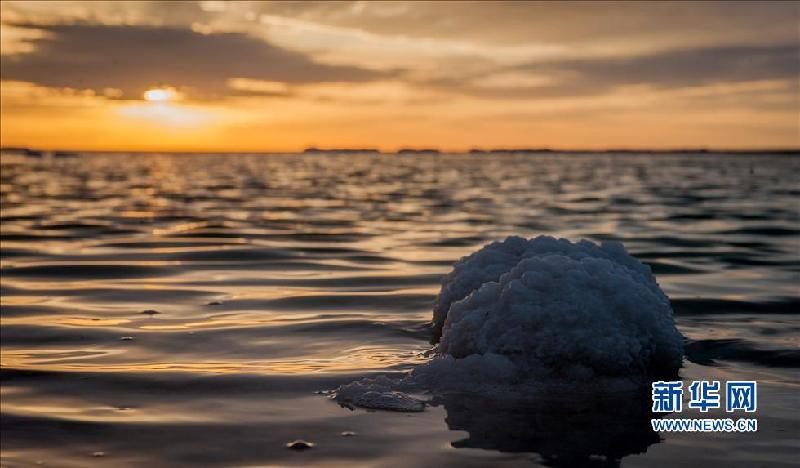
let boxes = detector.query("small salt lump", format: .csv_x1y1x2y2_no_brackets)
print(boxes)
428,235,683,385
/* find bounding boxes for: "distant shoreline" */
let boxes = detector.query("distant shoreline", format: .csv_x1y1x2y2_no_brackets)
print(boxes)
2,146,799,156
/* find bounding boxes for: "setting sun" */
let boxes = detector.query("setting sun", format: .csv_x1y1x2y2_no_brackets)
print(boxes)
143,88,177,102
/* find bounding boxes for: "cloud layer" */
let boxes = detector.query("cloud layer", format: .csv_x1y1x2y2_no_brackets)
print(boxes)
1,23,388,99
446,42,800,99
0,1,797,150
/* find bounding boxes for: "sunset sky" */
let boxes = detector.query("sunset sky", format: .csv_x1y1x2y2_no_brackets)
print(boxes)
1,1,798,152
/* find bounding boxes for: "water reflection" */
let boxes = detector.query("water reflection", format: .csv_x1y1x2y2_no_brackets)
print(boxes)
1,151,798,466
436,391,660,467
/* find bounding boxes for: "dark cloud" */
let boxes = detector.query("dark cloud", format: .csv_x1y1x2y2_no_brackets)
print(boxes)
532,43,798,89
0,23,390,99
443,42,799,99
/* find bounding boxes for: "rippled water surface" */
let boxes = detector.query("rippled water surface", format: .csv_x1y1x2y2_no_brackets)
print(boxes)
1,152,798,467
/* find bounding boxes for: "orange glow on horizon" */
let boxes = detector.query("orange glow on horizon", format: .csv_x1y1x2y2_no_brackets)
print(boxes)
0,1,797,153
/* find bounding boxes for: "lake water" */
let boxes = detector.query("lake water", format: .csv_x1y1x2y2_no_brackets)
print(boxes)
1,152,798,467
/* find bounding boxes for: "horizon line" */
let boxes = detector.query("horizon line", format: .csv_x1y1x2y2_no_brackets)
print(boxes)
2,146,799,156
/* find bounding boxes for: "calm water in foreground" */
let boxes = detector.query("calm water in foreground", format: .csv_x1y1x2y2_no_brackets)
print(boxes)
1,152,798,467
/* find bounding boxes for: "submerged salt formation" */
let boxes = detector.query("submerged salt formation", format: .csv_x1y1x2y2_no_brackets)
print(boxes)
335,236,684,409
335,375,426,412
438,391,660,463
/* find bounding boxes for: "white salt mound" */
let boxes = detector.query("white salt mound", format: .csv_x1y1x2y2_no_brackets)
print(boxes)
334,236,684,410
